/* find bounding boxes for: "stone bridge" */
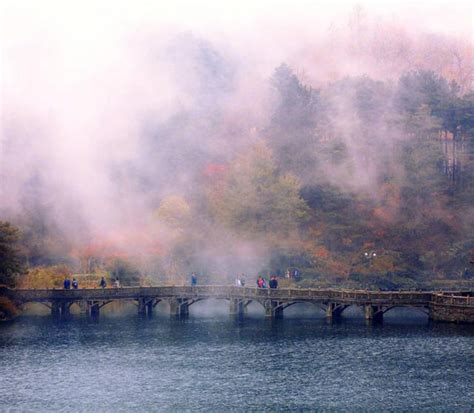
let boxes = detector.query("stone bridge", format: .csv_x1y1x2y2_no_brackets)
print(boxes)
2,286,474,323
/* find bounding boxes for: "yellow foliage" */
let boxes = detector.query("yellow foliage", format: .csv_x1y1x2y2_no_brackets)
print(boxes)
155,196,191,225
326,260,351,276
17,266,109,289
17,265,71,289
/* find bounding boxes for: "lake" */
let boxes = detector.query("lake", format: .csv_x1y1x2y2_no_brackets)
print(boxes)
1,303,473,412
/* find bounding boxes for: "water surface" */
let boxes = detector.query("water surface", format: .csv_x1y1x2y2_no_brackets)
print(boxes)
1,307,473,412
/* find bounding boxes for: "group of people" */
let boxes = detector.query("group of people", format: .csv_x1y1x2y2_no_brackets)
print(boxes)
256,275,279,289
100,277,121,288
62,276,121,289
189,273,279,289
64,272,287,289
63,278,79,289
285,269,299,279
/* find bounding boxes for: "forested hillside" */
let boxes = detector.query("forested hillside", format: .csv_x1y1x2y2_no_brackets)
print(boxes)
1,8,473,289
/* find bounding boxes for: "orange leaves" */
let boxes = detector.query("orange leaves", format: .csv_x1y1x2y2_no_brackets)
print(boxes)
313,246,330,259
373,206,394,222
371,182,401,224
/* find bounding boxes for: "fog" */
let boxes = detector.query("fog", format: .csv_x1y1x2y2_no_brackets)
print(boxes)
1,0,472,279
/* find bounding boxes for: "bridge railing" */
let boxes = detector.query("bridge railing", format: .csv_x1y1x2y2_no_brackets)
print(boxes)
432,293,474,306
6,286,472,306
4,285,435,305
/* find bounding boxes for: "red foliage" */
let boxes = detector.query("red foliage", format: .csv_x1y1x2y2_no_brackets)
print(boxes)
202,163,228,179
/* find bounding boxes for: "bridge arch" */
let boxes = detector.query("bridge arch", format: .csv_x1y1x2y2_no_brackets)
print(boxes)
277,301,328,314
261,300,340,318
381,305,429,317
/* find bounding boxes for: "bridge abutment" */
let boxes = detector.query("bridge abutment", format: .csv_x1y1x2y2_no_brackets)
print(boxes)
429,302,474,323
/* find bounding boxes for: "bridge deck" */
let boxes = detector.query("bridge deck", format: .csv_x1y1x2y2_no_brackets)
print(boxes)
4,286,472,306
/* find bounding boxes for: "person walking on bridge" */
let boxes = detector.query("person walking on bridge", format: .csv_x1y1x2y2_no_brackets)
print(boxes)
63,278,71,289
100,276,107,289
191,273,197,286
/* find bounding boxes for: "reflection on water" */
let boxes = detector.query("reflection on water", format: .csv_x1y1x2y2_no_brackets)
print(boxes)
1,308,473,411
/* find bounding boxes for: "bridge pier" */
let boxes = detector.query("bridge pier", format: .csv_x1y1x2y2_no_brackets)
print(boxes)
229,298,245,316
78,300,89,315
51,301,71,319
146,300,153,315
168,298,189,317
364,304,383,323
61,302,70,317
89,301,100,318
264,300,283,318
51,302,61,318
138,298,152,316
325,302,345,319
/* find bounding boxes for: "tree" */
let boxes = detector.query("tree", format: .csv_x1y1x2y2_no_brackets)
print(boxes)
267,64,320,181
154,195,191,234
210,142,309,237
395,70,451,122
107,258,141,286
0,221,27,286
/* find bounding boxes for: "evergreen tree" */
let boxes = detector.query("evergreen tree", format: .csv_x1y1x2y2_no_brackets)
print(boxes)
267,63,320,181
0,221,26,286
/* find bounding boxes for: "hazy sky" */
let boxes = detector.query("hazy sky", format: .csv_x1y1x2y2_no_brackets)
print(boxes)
2,1,472,46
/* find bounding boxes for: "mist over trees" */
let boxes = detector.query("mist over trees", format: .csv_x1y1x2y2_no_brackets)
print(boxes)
1,5,473,288
0,222,26,286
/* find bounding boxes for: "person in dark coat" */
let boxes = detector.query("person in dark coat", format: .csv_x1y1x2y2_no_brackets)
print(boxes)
72,278,78,289
269,276,278,289
63,278,71,289
100,276,107,288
